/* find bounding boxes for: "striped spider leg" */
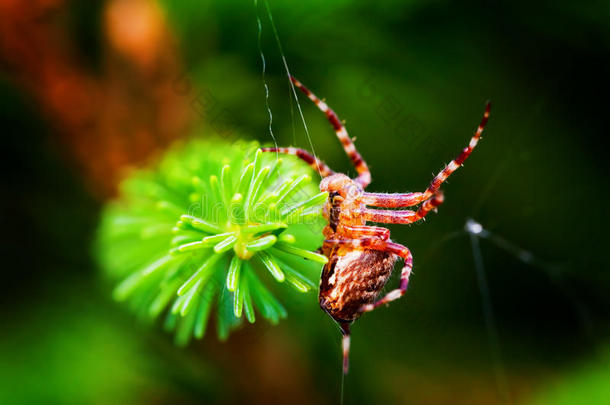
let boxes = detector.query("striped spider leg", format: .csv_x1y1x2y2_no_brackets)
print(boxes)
262,76,490,374
262,75,371,187
359,101,490,207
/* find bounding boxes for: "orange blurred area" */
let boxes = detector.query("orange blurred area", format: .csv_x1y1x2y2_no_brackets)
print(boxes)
0,0,192,197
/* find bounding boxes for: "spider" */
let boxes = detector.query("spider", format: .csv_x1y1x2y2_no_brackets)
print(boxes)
262,76,490,373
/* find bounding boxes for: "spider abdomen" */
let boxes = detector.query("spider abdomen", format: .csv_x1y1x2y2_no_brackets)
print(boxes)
319,248,398,323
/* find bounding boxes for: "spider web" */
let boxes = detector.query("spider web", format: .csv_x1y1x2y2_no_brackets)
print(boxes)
252,3,348,400
254,0,278,159
253,0,324,180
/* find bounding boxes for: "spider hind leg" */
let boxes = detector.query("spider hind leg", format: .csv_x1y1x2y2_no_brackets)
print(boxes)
340,322,351,374
359,241,414,313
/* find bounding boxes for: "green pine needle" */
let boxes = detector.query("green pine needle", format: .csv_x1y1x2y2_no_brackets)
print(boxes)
96,139,327,345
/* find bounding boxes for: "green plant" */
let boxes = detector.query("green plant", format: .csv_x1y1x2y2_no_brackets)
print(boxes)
95,139,328,345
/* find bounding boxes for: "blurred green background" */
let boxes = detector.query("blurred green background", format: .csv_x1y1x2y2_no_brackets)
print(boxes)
1,0,608,404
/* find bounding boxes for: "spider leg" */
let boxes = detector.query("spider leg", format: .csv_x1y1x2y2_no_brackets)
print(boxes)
324,237,413,313
340,322,351,375
360,241,413,313
341,224,390,240
260,147,334,177
361,191,426,208
360,102,490,207
289,76,372,188
419,102,490,201
358,192,444,224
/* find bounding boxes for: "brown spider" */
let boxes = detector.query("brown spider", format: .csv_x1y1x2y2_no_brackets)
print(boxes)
263,76,490,373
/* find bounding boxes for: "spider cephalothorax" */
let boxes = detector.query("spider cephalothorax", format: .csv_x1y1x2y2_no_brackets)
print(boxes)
263,76,490,373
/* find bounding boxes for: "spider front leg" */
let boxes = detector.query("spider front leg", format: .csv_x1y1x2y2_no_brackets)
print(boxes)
324,236,413,313
419,102,490,201
360,191,426,208
358,192,444,224
260,147,334,177
360,102,490,207
290,76,372,188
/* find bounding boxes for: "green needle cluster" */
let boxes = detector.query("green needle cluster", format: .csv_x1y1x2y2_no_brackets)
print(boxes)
96,139,328,345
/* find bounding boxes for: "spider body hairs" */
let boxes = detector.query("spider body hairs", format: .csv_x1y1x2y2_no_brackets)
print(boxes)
263,75,490,373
